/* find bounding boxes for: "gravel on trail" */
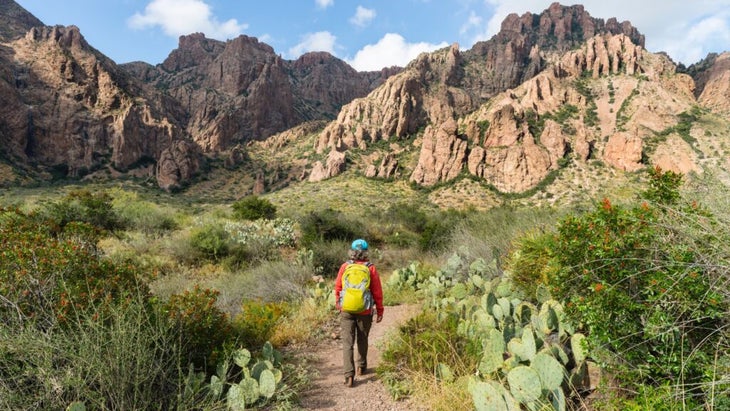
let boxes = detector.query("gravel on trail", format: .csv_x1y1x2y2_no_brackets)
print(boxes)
296,304,427,411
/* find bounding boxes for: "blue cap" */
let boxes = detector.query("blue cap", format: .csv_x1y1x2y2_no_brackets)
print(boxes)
351,239,368,251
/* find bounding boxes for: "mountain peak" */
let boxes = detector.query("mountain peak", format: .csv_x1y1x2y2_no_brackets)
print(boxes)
0,0,44,42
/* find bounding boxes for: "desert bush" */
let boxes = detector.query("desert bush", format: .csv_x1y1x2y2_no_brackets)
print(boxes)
506,230,558,300
0,292,212,411
233,300,289,349
0,208,146,329
298,208,366,247
113,196,178,236
232,195,277,220
308,239,351,278
40,189,124,234
545,170,728,401
189,223,231,262
379,310,480,398
163,286,232,369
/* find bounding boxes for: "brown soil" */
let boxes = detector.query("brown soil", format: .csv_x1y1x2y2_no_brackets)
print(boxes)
297,304,425,410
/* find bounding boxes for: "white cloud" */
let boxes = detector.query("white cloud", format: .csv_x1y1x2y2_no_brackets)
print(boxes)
466,0,730,65
316,0,334,9
660,15,730,64
460,11,483,35
350,6,377,27
347,33,449,71
128,0,246,39
288,31,338,57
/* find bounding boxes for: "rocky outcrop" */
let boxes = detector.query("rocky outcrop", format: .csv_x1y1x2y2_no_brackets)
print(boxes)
365,153,399,179
0,0,43,42
411,119,467,185
313,3,646,182
1,23,187,179
309,150,346,182
603,131,643,171
156,140,201,191
123,34,397,153
410,30,699,192
693,52,730,115
556,34,642,78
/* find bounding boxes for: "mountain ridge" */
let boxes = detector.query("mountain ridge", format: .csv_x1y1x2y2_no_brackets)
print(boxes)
1,1,728,204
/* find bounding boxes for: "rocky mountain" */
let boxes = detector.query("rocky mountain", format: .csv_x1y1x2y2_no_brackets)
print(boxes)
1,1,729,198
121,34,397,152
0,20,202,189
0,0,394,190
306,2,729,197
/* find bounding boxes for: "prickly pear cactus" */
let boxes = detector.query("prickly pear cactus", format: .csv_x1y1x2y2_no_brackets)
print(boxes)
259,369,277,399
531,352,564,391
479,328,505,375
470,380,509,411
233,348,252,368
507,325,536,361
66,402,86,411
507,366,542,403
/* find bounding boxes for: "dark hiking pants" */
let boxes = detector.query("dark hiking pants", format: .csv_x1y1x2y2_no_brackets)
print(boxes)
341,312,373,378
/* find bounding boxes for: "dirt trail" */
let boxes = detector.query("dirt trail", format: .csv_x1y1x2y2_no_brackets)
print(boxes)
298,304,423,410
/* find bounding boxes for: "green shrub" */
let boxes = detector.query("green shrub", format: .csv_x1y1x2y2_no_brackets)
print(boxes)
41,189,124,234
232,196,277,221
548,193,726,388
308,239,350,278
507,230,557,300
163,286,232,369
233,300,289,348
379,310,480,397
114,198,178,236
0,208,146,328
298,208,366,247
419,209,465,252
190,223,230,262
0,292,205,411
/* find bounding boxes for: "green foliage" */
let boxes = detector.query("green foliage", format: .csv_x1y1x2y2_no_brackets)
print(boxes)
163,286,232,368
112,192,178,236
548,192,726,388
379,310,481,396
0,208,145,328
298,208,366,247
642,166,683,205
507,230,557,299
0,292,203,411
419,209,465,252
41,189,124,234
616,87,639,131
233,300,288,349
232,195,277,221
190,223,230,261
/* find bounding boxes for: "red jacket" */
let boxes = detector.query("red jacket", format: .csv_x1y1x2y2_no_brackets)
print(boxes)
334,260,384,316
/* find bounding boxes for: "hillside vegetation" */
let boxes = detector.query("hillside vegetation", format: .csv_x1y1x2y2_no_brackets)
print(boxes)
0,166,728,410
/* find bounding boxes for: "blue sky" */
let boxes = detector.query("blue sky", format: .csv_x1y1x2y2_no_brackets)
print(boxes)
13,0,730,71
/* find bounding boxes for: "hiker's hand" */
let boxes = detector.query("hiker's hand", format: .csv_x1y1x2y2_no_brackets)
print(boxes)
376,314,383,323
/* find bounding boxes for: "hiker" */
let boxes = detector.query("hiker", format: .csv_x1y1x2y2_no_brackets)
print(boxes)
334,238,384,387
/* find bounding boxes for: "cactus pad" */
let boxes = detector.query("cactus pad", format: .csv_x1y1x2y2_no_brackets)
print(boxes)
507,366,542,403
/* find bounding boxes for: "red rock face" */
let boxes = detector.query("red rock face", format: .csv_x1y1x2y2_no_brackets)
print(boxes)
695,52,730,115
1,24,191,182
125,34,396,153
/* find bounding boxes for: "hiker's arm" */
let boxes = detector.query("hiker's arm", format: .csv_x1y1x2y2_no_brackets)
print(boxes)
333,263,346,310
370,266,384,321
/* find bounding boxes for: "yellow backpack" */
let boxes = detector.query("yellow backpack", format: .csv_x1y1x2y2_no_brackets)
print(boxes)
340,261,373,313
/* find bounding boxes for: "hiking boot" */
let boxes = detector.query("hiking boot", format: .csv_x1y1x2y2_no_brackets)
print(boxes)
344,376,354,387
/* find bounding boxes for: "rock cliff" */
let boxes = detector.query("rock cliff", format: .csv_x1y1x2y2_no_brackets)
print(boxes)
0,22,198,189
122,34,397,152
